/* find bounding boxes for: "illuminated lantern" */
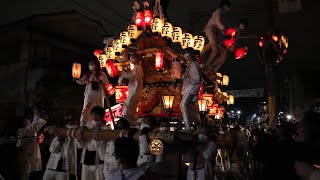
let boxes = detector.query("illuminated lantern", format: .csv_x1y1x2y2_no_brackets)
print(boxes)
37,132,44,144
120,31,131,48
215,72,222,84
198,99,209,112
193,35,205,52
222,92,228,98
181,33,194,49
271,35,278,42
259,36,264,47
106,84,115,96
128,24,141,42
203,94,214,108
98,54,107,68
144,7,153,27
155,50,164,71
223,37,236,48
228,95,234,105
113,39,123,56
171,60,181,80
135,10,145,30
93,49,102,58
105,60,119,77
234,46,248,59
72,62,81,79
222,75,229,86
225,27,236,38
218,108,225,118
106,46,116,60
172,26,183,43
149,139,163,155
115,86,129,103
151,17,163,34
162,95,175,113
162,22,173,39
208,104,219,116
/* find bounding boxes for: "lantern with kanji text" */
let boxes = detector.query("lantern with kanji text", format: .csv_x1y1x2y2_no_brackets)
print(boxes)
106,46,116,60
128,24,141,42
98,54,107,68
106,84,115,96
120,31,131,48
113,39,123,56
193,35,205,52
151,17,163,35
172,26,183,43
144,7,153,27
162,22,173,39
72,62,81,79
115,86,129,103
181,33,194,49
135,10,145,30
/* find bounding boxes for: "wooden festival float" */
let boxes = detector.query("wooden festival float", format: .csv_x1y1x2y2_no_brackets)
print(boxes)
51,1,239,148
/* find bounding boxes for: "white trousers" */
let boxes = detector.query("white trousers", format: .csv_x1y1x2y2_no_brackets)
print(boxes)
42,169,67,180
81,164,104,180
80,93,104,125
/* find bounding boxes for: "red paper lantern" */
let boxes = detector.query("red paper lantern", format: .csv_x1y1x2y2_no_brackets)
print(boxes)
198,83,203,99
135,10,145,30
105,60,119,77
225,28,236,38
115,86,129,103
223,37,236,48
93,49,102,58
106,84,115,96
258,36,265,47
144,8,153,27
155,50,164,71
234,46,248,59
272,35,278,42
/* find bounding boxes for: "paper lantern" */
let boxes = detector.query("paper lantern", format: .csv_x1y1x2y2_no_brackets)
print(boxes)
93,49,101,58
222,75,229,86
115,86,129,103
120,31,131,48
149,139,163,155
228,95,234,105
172,26,183,43
162,95,175,113
106,84,115,96
171,60,181,80
162,22,173,39
225,28,236,38
155,50,164,71
259,36,264,47
37,132,44,144
193,35,205,52
106,46,116,60
234,46,248,59
98,54,107,68
181,33,194,49
113,39,123,56
135,10,145,30
151,17,163,34
128,24,141,42
222,92,228,98
218,108,225,118
72,62,81,79
198,82,203,98
223,37,236,48
216,72,222,84
208,104,219,116
272,35,278,42
105,60,119,77
203,94,214,108
144,8,153,27
198,99,209,112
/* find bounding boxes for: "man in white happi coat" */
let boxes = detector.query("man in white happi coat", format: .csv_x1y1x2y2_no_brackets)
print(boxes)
77,106,108,180
75,60,110,126
118,53,144,123
16,106,46,180
181,48,201,131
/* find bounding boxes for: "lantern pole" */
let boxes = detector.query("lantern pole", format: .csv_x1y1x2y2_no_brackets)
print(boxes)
105,93,116,126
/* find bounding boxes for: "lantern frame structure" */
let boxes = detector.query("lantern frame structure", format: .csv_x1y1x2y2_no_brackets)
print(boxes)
162,95,175,113
72,62,81,79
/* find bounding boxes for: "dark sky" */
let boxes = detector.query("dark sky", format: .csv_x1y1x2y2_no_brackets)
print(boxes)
1,0,318,91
